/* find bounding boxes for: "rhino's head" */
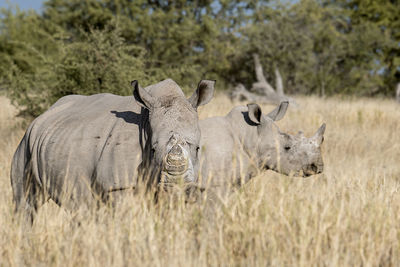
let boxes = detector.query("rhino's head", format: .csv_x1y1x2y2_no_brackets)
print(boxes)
246,102,325,177
133,79,215,185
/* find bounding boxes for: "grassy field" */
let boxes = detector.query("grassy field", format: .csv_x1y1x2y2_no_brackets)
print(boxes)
0,94,399,266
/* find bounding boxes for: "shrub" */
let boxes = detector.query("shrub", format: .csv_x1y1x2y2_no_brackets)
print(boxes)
0,15,149,117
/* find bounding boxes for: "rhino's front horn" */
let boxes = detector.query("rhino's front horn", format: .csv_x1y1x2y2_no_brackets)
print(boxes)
164,144,188,175
312,123,326,146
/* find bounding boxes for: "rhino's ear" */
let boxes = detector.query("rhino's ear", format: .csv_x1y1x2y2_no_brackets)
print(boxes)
247,103,263,125
132,80,157,110
188,80,216,109
267,101,289,121
311,123,326,146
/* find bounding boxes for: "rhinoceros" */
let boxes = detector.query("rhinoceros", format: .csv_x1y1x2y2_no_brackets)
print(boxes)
198,102,325,194
11,79,215,222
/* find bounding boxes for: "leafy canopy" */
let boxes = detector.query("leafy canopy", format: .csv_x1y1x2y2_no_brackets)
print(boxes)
0,0,399,116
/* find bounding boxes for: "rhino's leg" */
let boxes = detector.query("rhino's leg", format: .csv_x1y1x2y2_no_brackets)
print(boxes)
22,170,47,224
11,137,47,225
10,144,25,214
10,137,32,222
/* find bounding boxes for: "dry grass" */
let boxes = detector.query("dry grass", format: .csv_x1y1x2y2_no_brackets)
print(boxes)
1,94,399,266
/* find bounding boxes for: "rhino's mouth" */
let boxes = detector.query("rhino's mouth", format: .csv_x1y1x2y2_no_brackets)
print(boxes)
265,161,322,177
301,169,315,177
281,169,313,177
302,163,323,177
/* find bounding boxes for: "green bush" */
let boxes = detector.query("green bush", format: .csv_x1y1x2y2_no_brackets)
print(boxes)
1,15,150,116
52,26,149,99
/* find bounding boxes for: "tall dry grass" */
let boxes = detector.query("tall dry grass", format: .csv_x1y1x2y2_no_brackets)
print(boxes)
0,94,399,266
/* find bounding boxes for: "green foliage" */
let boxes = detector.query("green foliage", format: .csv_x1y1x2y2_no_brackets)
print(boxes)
238,0,396,96
41,0,239,89
0,12,149,116
0,9,61,116
53,26,148,98
328,0,400,95
0,0,399,116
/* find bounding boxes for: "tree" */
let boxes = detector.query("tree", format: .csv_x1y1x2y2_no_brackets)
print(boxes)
324,0,400,95
1,0,399,117
42,0,243,89
235,0,395,96
0,9,149,116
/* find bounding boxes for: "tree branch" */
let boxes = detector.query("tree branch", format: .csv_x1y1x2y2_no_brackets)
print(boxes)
253,54,267,84
230,54,296,107
275,68,284,96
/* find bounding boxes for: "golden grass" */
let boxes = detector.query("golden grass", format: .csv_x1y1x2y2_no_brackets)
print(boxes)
1,94,400,266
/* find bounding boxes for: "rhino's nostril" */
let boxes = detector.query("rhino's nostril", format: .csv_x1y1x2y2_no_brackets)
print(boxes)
303,163,320,176
310,163,318,173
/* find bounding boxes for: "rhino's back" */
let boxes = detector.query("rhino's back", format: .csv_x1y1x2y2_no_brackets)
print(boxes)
25,93,144,201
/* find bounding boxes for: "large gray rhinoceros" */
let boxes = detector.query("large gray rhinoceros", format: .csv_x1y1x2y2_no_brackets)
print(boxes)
11,78,215,221
198,102,325,193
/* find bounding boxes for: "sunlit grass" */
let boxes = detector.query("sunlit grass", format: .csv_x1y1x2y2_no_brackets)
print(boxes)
0,94,399,266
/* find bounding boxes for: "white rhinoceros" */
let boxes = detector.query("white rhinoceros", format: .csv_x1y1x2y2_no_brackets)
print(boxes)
11,79,215,222
198,102,325,194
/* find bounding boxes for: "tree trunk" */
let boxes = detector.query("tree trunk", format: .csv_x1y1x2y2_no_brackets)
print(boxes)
230,54,296,107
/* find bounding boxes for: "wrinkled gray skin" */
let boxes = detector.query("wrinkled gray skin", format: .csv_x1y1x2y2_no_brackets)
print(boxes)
199,102,325,193
11,78,215,222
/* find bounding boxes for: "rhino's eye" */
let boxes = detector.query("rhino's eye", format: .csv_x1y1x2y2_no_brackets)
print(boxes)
284,145,291,151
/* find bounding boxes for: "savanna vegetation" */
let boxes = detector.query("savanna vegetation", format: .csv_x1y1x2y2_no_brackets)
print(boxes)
1,94,400,265
0,0,399,266
0,0,399,116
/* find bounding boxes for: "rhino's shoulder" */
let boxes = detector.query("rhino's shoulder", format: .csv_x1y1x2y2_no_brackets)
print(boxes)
200,106,250,140
226,105,247,117
225,106,250,125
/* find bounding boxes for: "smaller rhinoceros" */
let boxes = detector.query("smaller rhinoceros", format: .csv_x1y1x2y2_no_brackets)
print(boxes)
198,102,325,193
